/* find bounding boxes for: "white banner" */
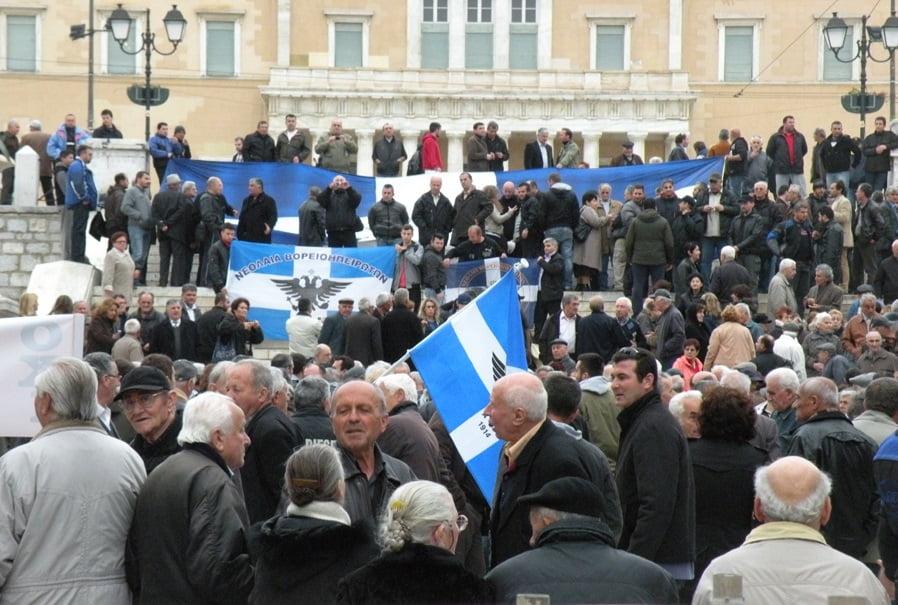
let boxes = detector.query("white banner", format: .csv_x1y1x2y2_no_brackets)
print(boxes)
0,314,85,437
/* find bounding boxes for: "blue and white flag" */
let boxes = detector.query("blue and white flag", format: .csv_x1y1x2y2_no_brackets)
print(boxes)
225,241,395,341
410,269,528,500
444,257,540,328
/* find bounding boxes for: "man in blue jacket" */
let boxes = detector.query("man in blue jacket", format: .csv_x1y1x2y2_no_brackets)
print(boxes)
64,144,97,264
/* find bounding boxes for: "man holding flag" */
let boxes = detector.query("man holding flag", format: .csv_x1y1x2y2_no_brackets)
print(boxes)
408,269,618,568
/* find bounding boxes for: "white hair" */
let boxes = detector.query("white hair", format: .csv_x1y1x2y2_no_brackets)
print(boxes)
779,258,796,272
376,373,419,404
766,367,800,393
380,481,455,552
720,370,751,394
124,318,141,335
178,392,237,445
209,361,235,391
365,361,391,383
812,312,831,329
754,463,832,525
34,357,98,421
669,390,701,421
615,296,632,311
499,375,548,421
720,246,736,261
268,366,289,395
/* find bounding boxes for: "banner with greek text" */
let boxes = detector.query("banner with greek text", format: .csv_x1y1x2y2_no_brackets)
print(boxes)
225,241,396,341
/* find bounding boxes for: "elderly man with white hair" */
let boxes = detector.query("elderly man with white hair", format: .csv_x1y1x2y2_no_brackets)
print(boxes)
787,377,879,559
693,457,889,604
126,392,254,604
709,245,752,302
112,317,144,363
762,367,801,452
767,258,798,317
668,390,702,439
375,372,443,482
0,358,145,604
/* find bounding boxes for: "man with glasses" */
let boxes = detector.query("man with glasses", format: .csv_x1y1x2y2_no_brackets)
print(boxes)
117,365,182,474
611,346,695,584
484,372,619,567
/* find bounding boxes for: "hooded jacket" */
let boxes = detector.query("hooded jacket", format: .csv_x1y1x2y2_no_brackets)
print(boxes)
578,376,621,472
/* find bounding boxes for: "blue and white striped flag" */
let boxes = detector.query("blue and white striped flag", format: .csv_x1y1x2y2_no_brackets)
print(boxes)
410,268,528,500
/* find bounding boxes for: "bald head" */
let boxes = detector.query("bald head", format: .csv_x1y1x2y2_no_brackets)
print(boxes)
485,372,548,444
754,456,832,528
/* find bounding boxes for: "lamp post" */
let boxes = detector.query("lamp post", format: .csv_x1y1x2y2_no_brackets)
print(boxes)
824,11,898,138
69,0,105,130
107,4,186,142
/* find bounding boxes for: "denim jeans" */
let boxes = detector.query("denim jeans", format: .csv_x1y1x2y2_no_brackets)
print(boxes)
700,237,727,283
631,263,665,318
544,226,573,288
128,225,151,284
69,204,90,264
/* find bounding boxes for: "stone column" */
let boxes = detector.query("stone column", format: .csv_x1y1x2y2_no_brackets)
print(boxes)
355,129,375,177
12,146,38,206
277,0,291,67
628,132,648,162
446,131,465,173
581,131,603,169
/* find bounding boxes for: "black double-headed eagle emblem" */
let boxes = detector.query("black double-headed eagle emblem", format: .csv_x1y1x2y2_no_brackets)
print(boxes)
271,273,351,313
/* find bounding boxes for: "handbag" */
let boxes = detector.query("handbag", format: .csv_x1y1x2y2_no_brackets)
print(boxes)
573,217,592,243
211,334,236,362
89,212,107,241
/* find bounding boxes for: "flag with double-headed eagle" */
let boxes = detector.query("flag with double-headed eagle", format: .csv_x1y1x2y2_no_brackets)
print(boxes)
225,241,396,341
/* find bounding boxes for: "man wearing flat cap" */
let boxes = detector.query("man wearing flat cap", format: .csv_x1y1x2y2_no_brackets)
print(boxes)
119,365,183,474
548,338,575,374
485,477,678,604
609,140,643,167
318,297,355,355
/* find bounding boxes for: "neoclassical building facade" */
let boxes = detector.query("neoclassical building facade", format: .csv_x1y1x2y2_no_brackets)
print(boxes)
0,0,893,176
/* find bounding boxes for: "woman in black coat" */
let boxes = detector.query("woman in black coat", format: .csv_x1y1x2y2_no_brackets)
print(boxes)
249,444,377,605
217,297,264,358
336,481,493,605
684,302,712,362
685,387,766,601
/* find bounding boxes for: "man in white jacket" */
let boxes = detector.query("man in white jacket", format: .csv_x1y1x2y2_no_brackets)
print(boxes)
0,357,145,604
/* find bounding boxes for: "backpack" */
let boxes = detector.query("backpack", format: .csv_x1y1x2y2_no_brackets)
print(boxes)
406,142,424,176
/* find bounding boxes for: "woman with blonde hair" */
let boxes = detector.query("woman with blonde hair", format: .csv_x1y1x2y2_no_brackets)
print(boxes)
700,292,722,331
249,444,376,605
336,480,493,604
482,184,516,254
417,297,442,336
18,292,38,316
704,304,756,369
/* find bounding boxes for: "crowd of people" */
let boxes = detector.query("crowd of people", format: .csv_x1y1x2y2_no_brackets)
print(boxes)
8,109,898,603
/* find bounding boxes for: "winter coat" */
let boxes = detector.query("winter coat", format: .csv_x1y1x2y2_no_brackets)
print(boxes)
336,543,494,605
787,411,879,558
486,518,678,605
766,127,808,174
572,204,604,270
237,193,278,244
248,511,378,605
318,186,362,233
368,200,409,240
616,391,695,566
578,376,621,472
0,423,144,605
625,210,673,266
126,444,253,605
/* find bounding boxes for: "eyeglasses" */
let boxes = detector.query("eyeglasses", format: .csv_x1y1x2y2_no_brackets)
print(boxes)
447,515,469,532
122,392,164,409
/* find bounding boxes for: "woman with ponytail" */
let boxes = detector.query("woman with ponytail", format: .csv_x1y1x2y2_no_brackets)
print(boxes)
248,444,377,605
336,480,493,604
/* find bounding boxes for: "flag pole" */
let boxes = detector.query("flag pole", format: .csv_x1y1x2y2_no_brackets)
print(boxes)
380,258,530,377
